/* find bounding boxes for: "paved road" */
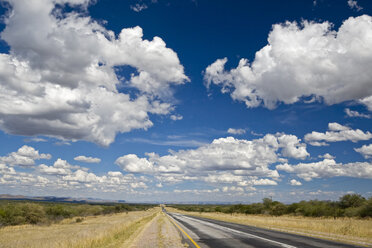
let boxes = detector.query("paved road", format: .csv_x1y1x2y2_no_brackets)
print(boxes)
167,212,363,248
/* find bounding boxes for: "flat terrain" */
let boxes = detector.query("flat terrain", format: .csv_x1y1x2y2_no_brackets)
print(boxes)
0,208,158,248
1,206,371,248
168,212,365,248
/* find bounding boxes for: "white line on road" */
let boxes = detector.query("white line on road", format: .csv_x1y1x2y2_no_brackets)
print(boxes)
172,213,297,248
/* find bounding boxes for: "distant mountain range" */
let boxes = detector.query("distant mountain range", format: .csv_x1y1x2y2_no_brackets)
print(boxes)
0,194,125,204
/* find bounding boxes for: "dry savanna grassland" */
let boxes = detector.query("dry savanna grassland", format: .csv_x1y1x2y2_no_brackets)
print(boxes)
167,207,372,247
0,207,161,248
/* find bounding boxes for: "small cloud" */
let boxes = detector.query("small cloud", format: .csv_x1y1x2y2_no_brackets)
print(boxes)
318,153,335,159
227,128,246,135
250,131,263,136
130,3,148,12
347,0,363,11
54,141,71,146
345,108,371,119
290,179,302,186
156,183,163,188
308,141,329,147
170,114,183,121
74,155,101,163
354,144,372,159
24,137,48,143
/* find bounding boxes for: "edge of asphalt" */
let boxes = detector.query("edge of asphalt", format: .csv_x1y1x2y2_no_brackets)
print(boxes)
165,210,201,248
171,212,369,248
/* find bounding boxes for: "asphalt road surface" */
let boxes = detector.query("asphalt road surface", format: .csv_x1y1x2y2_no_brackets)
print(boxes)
167,212,363,248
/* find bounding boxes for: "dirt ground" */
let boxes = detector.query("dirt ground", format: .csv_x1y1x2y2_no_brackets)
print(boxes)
130,212,187,248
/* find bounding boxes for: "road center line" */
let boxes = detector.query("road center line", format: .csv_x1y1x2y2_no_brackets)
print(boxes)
167,213,201,248
175,214,297,248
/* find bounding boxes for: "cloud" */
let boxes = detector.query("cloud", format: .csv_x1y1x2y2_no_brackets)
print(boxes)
318,153,335,159
0,145,51,167
347,0,363,11
345,108,371,118
24,137,48,143
204,15,372,110
277,134,309,159
116,133,309,188
277,159,372,181
0,0,188,146
355,144,372,159
0,146,149,193
130,3,148,12
74,155,101,163
170,114,183,121
305,122,372,145
252,178,278,186
116,154,154,173
290,179,302,186
38,158,87,176
227,128,246,135
174,188,220,194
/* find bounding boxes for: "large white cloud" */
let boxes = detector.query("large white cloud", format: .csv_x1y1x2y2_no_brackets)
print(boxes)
0,0,188,146
305,122,372,146
204,15,372,110
277,159,372,181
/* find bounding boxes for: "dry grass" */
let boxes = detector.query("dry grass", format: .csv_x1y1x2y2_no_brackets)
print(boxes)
167,207,372,246
0,208,158,248
130,211,185,248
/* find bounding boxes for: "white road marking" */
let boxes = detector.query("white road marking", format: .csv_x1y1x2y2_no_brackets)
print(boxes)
172,213,297,248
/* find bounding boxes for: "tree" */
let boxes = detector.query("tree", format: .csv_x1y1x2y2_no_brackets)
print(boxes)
262,198,272,209
339,194,366,208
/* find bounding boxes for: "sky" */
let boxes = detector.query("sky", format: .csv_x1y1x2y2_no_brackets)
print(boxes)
0,0,372,203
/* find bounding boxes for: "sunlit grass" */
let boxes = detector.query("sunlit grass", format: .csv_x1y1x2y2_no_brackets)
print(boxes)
0,208,158,248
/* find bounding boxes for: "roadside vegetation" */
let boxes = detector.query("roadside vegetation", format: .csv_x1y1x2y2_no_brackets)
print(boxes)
169,194,372,218
0,207,158,248
0,200,155,227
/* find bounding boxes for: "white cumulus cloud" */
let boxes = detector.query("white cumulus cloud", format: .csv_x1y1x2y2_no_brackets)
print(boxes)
277,159,372,181
305,122,372,145
0,0,188,146
0,145,51,167
354,144,372,159
290,179,302,186
204,15,372,110
74,155,101,163
115,133,309,188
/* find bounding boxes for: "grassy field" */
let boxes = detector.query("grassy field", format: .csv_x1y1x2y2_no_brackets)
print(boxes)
0,200,155,227
0,207,158,248
167,207,372,246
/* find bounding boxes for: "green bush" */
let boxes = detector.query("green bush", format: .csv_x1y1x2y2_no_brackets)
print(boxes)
0,200,155,227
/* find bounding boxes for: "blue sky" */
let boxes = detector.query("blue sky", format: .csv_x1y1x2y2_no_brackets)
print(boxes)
0,0,371,203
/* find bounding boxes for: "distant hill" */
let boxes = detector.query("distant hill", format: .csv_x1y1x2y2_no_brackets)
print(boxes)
0,194,125,204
